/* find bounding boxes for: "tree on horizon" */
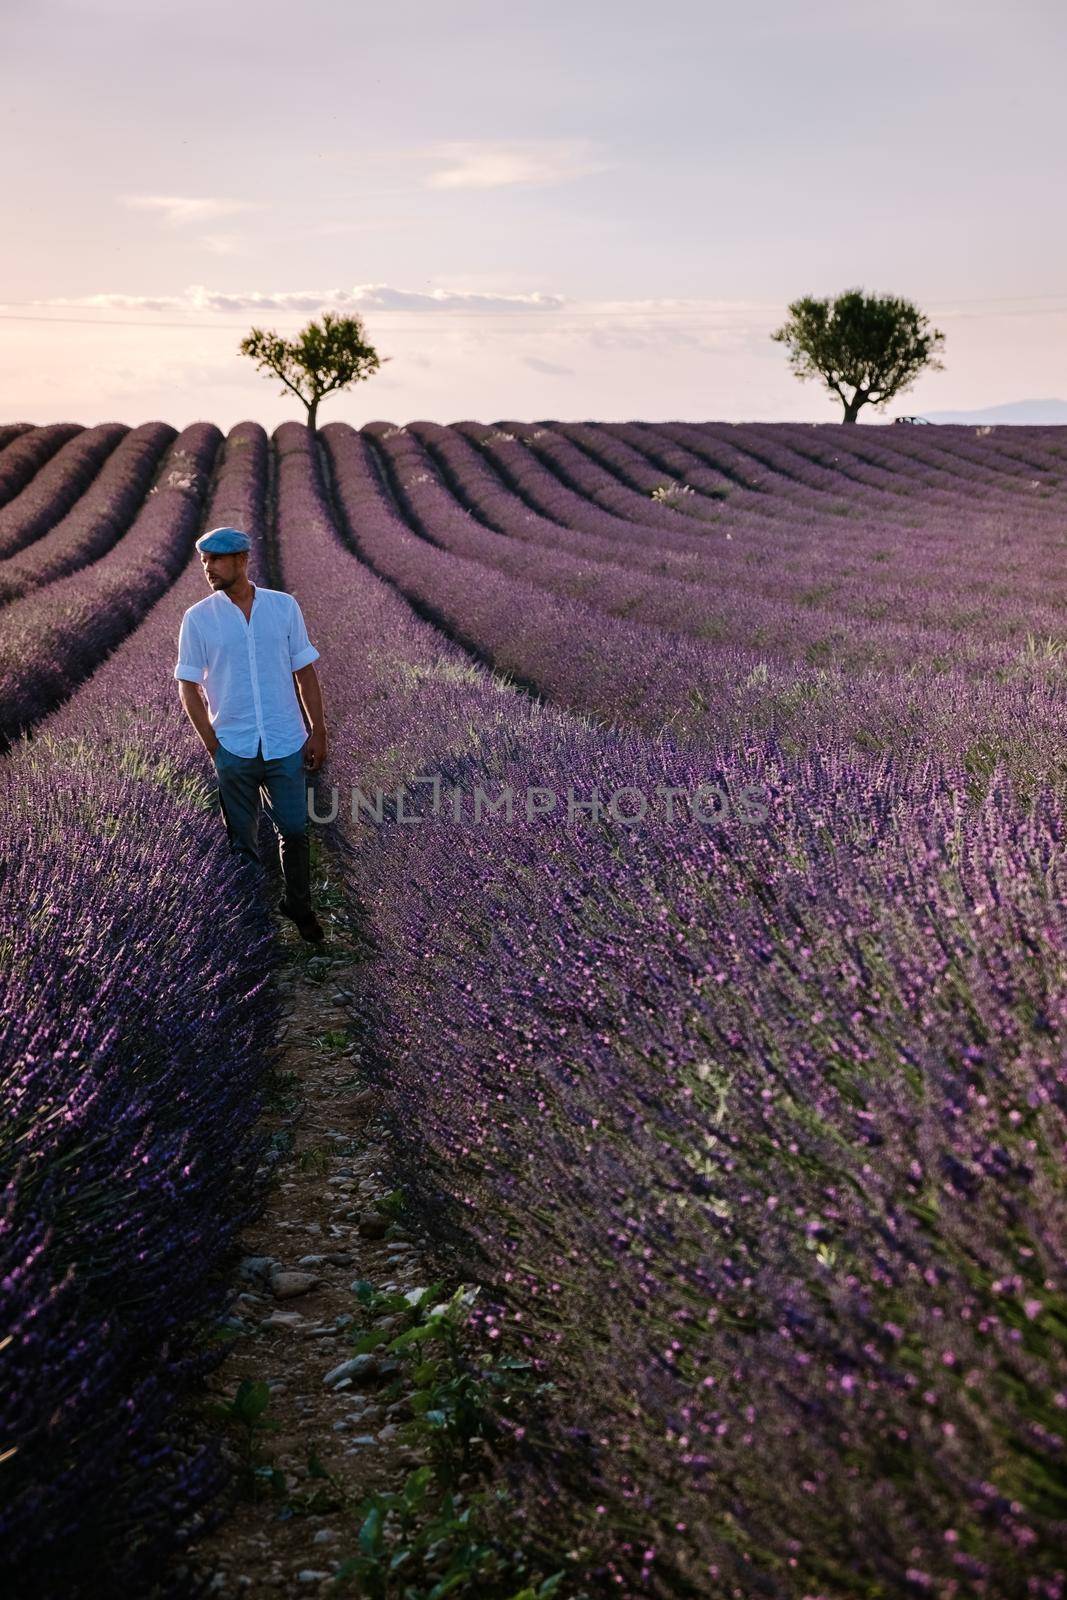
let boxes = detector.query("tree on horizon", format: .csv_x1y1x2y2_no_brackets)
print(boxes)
239,311,385,430
771,289,946,423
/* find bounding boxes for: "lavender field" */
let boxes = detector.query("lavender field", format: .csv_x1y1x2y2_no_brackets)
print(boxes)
2,417,1065,1599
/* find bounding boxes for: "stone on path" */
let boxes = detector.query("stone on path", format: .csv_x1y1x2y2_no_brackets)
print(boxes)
356,1212,389,1239
271,1270,322,1300
323,1353,379,1388
261,1310,306,1330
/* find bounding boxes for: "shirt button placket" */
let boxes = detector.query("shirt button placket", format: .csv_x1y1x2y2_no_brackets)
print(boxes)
248,610,267,759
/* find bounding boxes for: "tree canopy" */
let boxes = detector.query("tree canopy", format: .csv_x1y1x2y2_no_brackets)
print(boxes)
239,311,385,430
771,289,945,423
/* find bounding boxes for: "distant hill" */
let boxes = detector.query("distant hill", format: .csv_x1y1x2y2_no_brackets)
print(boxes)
917,398,1067,425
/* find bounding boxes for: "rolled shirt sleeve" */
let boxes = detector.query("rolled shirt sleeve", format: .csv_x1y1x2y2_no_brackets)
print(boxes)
173,610,207,682
287,597,320,672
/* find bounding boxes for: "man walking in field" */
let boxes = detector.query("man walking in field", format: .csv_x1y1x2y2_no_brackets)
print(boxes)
174,526,328,943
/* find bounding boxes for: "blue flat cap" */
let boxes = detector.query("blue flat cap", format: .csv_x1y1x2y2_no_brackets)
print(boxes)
196,526,251,554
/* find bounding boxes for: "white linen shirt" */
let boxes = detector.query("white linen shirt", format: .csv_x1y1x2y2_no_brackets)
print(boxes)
173,585,320,760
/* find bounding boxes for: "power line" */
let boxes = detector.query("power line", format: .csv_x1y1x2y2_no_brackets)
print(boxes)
0,310,777,331
3,290,1067,311
0,305,776,328
0,299,1065,332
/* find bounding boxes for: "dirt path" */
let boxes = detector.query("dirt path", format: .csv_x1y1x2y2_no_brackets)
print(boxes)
180,872,439,1596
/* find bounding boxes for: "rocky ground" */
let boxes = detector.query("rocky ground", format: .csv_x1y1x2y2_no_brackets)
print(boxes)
180,877,446,1596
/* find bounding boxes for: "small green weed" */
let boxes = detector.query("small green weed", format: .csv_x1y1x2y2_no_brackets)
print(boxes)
205,1378,286,1503
283,1444,348,1518
1019,632,1067,665
262,1068,300,1115
310,1027,351,1052
327,1279,584,1598
298,1145,330,1175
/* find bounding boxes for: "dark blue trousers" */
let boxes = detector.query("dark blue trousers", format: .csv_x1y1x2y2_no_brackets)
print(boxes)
214,738,312,916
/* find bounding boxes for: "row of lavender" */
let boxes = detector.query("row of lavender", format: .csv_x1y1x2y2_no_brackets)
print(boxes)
2,414,1062,612
0,425,281,1599
317,423,1067,795
593,419,1067,512
402,418,1067,624
458,418,1067,539
365,421,1063,680
467,420,1067,596
1,415,1063,685
0,424,131,560
617,418,1067,505
0,423,175,603
2,413,1064,1594
0,425,217,750
277,421,1067,1598
0,423,83,510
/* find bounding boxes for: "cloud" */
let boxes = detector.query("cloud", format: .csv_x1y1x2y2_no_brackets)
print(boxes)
344,285,566,313
423,139,610,190
36,282,567,315
523,356,575,377
120,195,261,227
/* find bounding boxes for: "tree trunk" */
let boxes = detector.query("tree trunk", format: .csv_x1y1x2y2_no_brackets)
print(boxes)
306,396,319,432
841,389,866,424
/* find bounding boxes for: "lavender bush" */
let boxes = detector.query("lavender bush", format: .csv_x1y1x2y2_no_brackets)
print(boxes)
3,415,1065,1600
0,424,280,1600
0,424,221,750
0,423,128,558
367,423,1060,678
338,739,1067,1599
0,422,175,603
0,423,33,456
0,423,83,510
276,421,1066,1598
321,422,1067,794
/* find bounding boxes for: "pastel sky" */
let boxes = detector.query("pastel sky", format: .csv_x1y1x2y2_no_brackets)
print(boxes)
3,0,1065,425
